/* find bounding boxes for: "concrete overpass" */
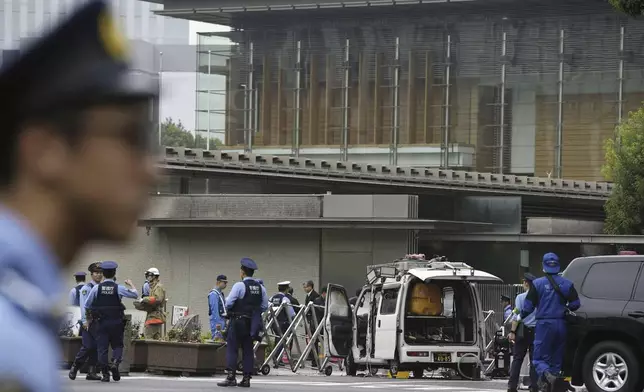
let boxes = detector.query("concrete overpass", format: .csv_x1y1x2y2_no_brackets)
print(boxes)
158,147,612,201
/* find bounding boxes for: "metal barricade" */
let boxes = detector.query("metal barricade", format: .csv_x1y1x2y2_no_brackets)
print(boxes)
259,301,338,376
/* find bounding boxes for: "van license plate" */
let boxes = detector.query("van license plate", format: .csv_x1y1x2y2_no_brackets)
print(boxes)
433,353,451,362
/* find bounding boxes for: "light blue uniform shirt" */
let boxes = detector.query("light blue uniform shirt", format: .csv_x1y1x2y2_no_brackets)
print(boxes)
513,291,536,328
85,278,139,309
142,281,150,296
208,288,226,337
0,208,64,392
503,304,512,321
225,277,269,313
79,281,98,323
68,284,84,306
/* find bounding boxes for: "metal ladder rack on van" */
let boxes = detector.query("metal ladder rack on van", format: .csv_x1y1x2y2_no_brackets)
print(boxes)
366,259,477,276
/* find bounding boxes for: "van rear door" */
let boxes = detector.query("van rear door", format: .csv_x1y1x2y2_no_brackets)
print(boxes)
323,284,353,357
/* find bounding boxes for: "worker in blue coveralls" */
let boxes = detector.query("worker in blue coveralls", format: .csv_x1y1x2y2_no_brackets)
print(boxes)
69,262,104,381
521,253,581,391
85,261,139,382
218,258,269,388
0,1,158,391
209,274,228,340
69,272,88,306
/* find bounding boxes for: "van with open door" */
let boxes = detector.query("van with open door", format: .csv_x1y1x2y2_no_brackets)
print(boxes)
323,255,502,379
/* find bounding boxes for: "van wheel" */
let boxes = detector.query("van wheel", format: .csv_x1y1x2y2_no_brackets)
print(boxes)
345,352,357,376
582,341,639,392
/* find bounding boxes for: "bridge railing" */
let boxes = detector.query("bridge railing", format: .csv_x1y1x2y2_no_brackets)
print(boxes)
158,147,612,199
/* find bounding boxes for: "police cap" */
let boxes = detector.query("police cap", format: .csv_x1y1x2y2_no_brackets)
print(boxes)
217,274,227,282
278,281,291,286
74,272,87,277
500,295,511,302
88,262,103,273
99,260,118,270
0,0,158,134
240,257,258,271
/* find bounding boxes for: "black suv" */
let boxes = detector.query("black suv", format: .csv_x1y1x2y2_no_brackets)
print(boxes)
562,255,644,392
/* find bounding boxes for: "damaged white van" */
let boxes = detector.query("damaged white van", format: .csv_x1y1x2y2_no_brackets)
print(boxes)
323,255,502,379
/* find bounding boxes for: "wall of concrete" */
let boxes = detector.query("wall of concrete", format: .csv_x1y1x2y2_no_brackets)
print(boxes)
72,227,321,331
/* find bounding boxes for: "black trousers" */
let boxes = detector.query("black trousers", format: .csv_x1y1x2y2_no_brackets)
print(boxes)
509,326,538,390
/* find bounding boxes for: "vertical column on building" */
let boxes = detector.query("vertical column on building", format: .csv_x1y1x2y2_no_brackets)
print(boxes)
498,31,508,174
617,26,625,146
442,34,452,168
406,195,419,254
292,40,302,157
555,29,565,178
341,39,350,161
245,41,255,153
390,37,401,166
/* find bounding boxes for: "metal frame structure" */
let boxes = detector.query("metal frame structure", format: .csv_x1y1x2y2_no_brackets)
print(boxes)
158,147,612,199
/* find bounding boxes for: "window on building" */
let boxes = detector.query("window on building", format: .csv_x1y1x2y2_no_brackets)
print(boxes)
582,262,641,301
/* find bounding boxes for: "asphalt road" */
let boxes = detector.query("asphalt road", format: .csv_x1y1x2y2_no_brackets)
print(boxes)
61,370,512,392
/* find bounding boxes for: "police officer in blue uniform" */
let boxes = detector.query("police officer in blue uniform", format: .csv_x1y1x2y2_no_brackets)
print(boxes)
0,1,157,390
85,261,139,382
69,262,104,381
69,272,88,306
218,258,269,387
522,253,581,391
502,295,513,322
508,272,538,392
209,274,228,340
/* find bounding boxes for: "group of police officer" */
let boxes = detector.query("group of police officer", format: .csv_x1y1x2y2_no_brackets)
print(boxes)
67,261,138,382
505,252,581,392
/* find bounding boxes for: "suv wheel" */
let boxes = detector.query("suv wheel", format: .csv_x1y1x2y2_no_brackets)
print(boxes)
582,341,640,392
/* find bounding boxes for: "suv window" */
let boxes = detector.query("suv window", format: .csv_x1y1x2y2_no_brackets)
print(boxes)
634,271,644,301
582,261,641,300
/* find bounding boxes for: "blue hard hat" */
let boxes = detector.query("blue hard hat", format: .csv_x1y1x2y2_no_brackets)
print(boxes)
100,260,118,270
240,257,258,270
217,274,227,282
542,252,560,274
74,271,87,277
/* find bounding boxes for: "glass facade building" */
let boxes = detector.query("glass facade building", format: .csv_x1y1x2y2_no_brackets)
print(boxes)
195,0,644,181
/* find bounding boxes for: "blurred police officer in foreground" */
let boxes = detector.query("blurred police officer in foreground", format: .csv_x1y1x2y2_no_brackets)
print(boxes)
85,261,138,382
522,253,581,391
209,274,228,340
69,272,88,306
0,1,158,389
219,258,268,387
69,262,104,381
507,273,538,392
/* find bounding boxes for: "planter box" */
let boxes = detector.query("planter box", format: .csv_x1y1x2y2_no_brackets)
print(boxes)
130,340,148,372
60,336,82,369
146,340,227,375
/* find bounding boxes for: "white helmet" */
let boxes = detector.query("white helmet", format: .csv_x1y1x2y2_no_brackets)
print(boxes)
146,267,160,276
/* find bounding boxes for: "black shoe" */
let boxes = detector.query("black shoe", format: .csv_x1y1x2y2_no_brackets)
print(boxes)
111,364,121,382
238,374,251,388
85,366,102,381
68,364,79,380
101,368,110,383
217,371,237,387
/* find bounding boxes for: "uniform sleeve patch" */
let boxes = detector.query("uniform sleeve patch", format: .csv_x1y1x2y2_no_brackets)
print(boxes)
81,290,87,295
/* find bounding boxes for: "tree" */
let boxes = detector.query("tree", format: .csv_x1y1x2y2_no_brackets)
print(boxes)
160,117,223,149
602,107,644,235
609,0,644,16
